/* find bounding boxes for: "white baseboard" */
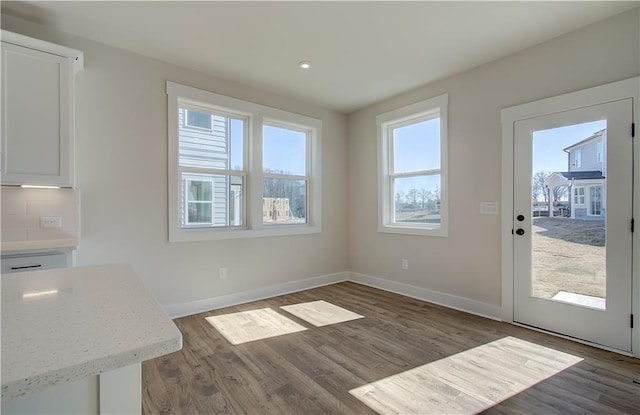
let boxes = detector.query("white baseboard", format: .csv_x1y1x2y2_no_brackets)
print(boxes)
164,271,348,318
164,270,502,321
348,272,503,321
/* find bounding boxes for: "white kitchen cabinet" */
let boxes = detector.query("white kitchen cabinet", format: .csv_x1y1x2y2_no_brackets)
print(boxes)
1,31,83,187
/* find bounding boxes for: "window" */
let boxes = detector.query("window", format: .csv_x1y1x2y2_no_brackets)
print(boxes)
573,149,582,168
167,81,321,241
263,123,308,224
377,94,448,237
596,141,603,163
184,109,213,130
573,186,585,204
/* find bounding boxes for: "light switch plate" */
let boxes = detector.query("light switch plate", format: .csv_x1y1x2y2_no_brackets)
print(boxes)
40,216,62,228
480,202,499,215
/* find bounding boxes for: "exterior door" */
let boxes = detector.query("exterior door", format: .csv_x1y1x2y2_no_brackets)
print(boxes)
513,98,633,352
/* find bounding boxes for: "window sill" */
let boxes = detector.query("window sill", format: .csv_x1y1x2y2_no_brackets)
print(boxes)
378,224,448,237
169,224,321,242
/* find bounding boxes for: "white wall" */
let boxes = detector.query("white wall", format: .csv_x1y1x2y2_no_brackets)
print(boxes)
1,15,348,307
347,9,639,310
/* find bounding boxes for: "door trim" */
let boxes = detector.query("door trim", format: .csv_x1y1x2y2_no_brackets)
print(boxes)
501,76,640,357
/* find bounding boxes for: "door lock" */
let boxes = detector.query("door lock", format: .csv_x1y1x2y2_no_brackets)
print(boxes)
516,214,525,222
515,228,525,236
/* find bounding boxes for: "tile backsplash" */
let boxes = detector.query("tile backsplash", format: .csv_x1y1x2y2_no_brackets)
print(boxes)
1,187,79,242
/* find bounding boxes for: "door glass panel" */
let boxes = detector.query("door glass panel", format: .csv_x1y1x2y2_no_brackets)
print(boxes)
531,120,607,310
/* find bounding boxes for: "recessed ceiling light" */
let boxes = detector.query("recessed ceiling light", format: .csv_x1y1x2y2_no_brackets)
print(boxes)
299,61,312,70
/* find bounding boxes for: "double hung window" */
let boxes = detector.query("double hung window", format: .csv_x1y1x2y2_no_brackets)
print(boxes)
167,82,321,241
377,94,448,237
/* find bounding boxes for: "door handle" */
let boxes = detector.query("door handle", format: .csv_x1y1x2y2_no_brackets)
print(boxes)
516,214,525,222
515,229,525,236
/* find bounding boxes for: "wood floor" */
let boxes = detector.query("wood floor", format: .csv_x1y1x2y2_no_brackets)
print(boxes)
142,282,640,414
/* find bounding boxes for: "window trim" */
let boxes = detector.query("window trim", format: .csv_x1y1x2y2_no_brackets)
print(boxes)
167,81,322,241
262,119,311,225
377,93,449,237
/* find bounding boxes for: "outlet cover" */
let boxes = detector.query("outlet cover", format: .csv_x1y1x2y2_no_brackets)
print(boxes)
40,216,62,228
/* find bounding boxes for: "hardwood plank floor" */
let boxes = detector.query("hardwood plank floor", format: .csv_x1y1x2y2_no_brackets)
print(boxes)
143,282,640,414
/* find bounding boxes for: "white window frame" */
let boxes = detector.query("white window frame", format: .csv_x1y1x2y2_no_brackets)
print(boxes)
167,81,322,241
377,93,449,237
262,120,311,225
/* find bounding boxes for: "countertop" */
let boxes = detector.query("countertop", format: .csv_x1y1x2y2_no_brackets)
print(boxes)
1,238,78,255
1,263,182,400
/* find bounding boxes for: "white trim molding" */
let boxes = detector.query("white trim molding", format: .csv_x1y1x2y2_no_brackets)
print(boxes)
349,272,502,321
164,272,348,318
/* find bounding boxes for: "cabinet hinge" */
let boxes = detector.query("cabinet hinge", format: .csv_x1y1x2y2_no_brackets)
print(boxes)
631,314,634,329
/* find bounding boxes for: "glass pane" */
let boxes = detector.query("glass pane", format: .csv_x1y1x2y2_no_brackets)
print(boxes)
230,118,244,170
392,117,440,174
187,180,212,202
531,120,607,309
263,178,306,224
263,125,306,175
182,173,244,228
179,108,245,170
188,202,212,224
392,175,441,227
186,110,212,130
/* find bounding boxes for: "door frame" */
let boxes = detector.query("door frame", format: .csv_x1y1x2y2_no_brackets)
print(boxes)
501,76,640,357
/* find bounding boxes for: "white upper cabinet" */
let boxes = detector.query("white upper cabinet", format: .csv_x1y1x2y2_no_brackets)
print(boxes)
1,31,83,187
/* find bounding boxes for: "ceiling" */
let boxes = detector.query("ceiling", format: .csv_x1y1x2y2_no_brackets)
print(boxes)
1,1,637,113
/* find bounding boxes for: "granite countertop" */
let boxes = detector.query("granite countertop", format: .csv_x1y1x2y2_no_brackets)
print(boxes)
1,263,182,400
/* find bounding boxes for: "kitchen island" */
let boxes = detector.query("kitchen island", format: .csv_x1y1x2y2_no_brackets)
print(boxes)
1,263,182,414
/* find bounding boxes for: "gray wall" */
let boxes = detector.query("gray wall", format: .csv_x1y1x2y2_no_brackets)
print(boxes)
346,9,639,307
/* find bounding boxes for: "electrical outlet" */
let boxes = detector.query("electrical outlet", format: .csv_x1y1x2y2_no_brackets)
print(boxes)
401,259,409,270
219,267,228,279
40,216,62,228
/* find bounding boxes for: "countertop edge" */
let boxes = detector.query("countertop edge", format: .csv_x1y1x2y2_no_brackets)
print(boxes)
2,331,182,400
1,239,78,255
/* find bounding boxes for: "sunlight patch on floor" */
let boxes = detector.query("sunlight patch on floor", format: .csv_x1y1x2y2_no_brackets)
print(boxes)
349,336,583,415
280,300,364,327
206,308,307,345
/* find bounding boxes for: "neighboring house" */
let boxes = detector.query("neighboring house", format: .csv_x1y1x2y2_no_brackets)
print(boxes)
263,198,292,222
178,108,242,227
544,129,606,218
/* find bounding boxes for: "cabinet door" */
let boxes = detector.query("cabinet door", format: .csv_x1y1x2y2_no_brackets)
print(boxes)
1,42,73,186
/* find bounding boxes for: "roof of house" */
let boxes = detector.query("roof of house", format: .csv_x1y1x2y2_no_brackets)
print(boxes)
563,129,605,152
558,171,605,180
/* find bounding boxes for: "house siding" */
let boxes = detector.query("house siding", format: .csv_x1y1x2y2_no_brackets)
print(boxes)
178,109,230,226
